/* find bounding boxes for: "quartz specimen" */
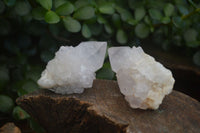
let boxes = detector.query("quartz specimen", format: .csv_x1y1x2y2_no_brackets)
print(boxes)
38,41,107,94
108,46,175,110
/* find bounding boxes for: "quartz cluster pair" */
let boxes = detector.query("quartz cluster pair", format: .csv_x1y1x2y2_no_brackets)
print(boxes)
38,41,175,110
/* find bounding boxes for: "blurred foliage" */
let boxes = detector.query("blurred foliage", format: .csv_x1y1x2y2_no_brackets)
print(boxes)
0,0,200,132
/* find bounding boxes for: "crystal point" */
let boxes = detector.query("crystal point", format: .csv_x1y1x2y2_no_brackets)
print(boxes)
38,41,107,94
108,46,175,110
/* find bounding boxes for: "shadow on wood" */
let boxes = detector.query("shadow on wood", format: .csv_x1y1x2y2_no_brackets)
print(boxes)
16,80,200,133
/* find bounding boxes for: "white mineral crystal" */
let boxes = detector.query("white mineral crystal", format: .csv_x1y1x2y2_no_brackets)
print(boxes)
38,41,107,94
108,46,175,110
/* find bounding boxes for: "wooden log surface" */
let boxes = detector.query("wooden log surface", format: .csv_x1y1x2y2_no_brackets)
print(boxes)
16,79,200,133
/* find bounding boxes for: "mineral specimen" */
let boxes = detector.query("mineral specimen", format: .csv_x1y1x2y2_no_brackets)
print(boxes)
108,46,175,110
38,41,107,94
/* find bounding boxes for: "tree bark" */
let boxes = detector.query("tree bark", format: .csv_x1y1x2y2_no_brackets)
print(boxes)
16,79,200,133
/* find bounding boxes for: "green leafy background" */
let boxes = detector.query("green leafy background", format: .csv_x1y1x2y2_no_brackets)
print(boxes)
0,0,200,132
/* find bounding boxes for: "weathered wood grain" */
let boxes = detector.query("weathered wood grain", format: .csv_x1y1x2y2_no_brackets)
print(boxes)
16,79,200,133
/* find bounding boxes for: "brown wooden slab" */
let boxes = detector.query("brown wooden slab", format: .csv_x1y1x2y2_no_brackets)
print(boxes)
16,79,200,133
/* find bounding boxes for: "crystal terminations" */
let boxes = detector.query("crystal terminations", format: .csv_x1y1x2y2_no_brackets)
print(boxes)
38,41,107,94
108,46,175,110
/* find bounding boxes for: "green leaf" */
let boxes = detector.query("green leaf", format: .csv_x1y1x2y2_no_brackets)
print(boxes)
84,16,96,24
14,0,31,16
0,0,5,13
144,15,151,25
193,51,200,66
22,80,39,94
17,88,28,96
13,106,30,120
135,7,145,21
56,2,74,16
36,0,52,10
135,23,150,39
174,0,186,5
121,11,133,21
29,118,45,133
112,13,121,28
73,6,95,20
164,3,174,16
96,63,114,80
0,95,14,113
149,8,162,20
25,66,42,82
45,11,60,24
104,24,113,34
82,24,91,38
188,0,197,8
116,29,127,44
96,68,114,79
99,3,115,15
97,15,107,24
127,19,137,26
184,28,197,43
32,7,46,20
177,5,188,15
161,16,171,24
54,0,67,8
172,16,184,28
88,23,103,36
63,16,81,32
4,0,16,6
146,1,165,9
144,16,151,25
115,6,133,21
74,0,89,9
128,0,143,10
186,41,200,48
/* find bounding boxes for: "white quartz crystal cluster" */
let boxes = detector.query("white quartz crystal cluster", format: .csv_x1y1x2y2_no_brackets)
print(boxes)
38,41,107,94
108,46,175,110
